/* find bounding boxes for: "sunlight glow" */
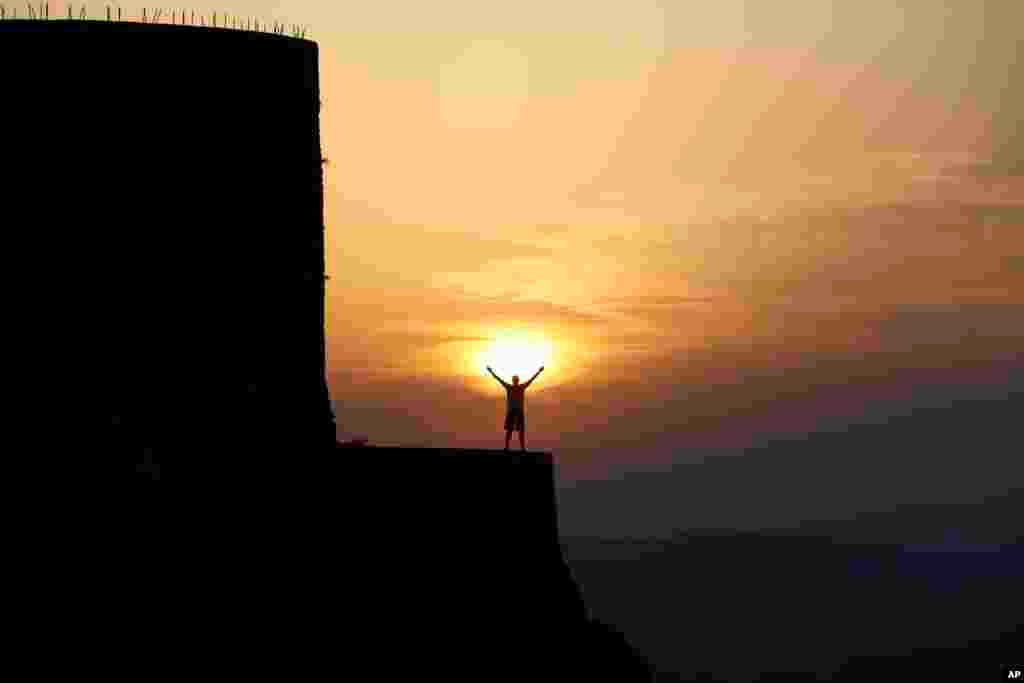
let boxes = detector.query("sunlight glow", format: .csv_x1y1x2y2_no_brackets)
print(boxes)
476,329,553,380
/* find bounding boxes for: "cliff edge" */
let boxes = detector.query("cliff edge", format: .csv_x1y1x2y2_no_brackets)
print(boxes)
129,447,652,680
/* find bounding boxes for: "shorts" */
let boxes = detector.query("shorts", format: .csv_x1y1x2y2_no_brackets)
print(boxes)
504,409,525,432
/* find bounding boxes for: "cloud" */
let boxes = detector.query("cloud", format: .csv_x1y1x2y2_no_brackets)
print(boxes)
324,42,994,229
477,298,611,326
595,295,719,306
535,224,570,236
578,47,994,220
558,383,1024,533
328,291,1024,495
872,303,1024,350
331,198,552,260
666,199,1023,308
543,336,1024,458
374,331,492,347
332,285,604,319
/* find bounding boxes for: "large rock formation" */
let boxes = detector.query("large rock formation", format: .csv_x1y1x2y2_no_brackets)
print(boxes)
2,20,335,471
130,447,653,679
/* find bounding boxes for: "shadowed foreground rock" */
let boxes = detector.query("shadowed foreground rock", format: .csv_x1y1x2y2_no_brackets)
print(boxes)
129,447,653,680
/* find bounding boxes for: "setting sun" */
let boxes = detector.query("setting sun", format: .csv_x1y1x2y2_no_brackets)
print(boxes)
476,330,553,379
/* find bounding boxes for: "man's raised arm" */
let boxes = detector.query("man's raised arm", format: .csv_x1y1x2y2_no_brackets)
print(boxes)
487,366,510,388
523,366,544,388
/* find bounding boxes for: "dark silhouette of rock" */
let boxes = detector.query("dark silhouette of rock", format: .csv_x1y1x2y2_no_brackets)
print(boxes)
3,20,336,479
126,446,652,679
334,448,652,679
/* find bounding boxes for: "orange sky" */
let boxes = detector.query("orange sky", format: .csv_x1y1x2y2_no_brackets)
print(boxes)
95,1,1015,493
298,2,1024,472
57,0,1017,531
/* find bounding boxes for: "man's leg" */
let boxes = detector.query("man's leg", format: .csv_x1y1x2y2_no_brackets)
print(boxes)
504,430,511,450
519,429,525,451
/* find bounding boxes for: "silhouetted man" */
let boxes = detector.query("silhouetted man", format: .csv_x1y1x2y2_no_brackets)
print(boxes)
487,366,543,451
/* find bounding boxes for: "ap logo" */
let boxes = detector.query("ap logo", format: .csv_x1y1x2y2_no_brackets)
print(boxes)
1005,666,1023,679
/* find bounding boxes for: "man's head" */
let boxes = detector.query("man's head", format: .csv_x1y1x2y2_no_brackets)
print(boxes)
512,375,520,385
